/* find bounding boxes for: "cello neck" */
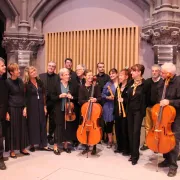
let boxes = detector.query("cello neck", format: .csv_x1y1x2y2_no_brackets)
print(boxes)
87,84,95,121
158,77,170,123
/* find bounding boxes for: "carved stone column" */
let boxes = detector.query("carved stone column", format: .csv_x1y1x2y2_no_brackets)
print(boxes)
2,35,44,76
141,1,180,72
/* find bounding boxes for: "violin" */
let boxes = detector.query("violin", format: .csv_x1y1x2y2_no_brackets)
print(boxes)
65,91,76,122
146,73,176,170
76,76,102,156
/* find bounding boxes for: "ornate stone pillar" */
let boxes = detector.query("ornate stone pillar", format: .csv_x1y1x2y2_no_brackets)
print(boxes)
141,0,180,72
2,36,44,76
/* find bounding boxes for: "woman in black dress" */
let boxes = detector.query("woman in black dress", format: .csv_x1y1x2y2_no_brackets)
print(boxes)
23,66,51,152
52,68,77,155
5,63,29,158
78,70,101,155
114,68,131,155
127,64,146,165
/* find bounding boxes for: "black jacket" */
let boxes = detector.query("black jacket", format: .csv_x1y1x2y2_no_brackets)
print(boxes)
157,75,180,120
114,81,132,118
126,79,146,118
0,76,8,120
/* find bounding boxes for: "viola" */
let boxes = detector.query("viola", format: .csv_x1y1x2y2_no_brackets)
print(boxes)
65,91,76,122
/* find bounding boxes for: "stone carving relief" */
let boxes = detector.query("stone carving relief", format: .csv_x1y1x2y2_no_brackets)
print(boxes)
2,36,44,55
141,26,180,46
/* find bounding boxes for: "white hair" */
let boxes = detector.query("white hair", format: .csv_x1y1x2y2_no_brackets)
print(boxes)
0,57,5,63
161,62,176,74
152,64,160,70
59,68,69,76
76,64,86,71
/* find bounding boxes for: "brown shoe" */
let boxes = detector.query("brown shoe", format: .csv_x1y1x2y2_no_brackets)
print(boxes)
140,145,149,151
168,168,177,177
0,160,6,170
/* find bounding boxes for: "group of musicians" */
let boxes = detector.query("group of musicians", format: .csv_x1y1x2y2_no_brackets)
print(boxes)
0,56,180,177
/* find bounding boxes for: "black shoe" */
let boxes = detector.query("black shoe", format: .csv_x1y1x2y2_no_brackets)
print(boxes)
178,155,180,161
41,147,53,151
128,157,132,161
0,160,6,170
158,160,169,168
114,149,122,153
132,160,138,165
122,152,130,156
63,148,71,153
82,149,89,155
91,149,96,155
140,145,148,151
3,157,8,161
48,139,54,145
29,147,35,152
20,151,30,156
54,149,61,155
168,168,177,177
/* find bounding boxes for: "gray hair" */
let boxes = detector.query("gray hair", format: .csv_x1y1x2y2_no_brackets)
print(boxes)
152,64,160,70
161,62,176,74
76,64,86,71
0,57,5,63
59,68,69,76
48,61,56,66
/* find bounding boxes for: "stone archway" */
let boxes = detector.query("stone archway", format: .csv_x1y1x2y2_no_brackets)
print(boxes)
30,0,150,33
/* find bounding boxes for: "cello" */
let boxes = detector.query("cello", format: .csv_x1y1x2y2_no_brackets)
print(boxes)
146,73,176,170
76,77,102,156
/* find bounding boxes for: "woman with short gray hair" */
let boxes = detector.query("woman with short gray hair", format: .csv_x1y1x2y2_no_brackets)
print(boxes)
51,68,77,155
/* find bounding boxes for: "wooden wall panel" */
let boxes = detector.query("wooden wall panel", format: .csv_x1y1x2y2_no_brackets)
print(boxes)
45,26,139,74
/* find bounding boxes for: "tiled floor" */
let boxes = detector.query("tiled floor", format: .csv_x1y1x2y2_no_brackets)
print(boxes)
1,144,180,180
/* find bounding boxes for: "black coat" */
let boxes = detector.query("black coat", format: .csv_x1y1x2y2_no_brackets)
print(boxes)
39,73,59,108
114,81,132,118
0,76,8,120
126,79,146,118
51,81,78,125
157,75,180,122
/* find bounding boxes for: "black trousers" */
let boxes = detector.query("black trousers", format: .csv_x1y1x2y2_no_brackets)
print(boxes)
46,105,56,138
0,121,4,160
127,110,143,160
163,121,180,170
115,116,129,153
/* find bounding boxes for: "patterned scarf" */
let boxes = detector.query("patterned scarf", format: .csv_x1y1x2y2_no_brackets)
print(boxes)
131,78,143,96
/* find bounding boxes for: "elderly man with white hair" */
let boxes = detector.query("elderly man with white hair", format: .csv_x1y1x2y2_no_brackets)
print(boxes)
157,62,180,177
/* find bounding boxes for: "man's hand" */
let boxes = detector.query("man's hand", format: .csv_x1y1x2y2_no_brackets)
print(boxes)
160,99,169,107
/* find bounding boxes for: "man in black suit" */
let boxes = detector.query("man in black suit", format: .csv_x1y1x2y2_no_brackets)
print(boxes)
64,58,77,85
0,57,8,170
39,61,59,145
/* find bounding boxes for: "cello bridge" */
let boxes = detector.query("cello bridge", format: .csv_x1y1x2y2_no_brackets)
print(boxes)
154,129,162,132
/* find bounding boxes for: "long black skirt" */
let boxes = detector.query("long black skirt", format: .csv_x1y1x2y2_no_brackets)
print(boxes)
54,111,77,144
5,107,29,151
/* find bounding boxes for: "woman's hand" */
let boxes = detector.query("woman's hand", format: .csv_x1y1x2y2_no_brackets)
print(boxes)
106,96,114,100
89,97,97,103
59,93,67,98
118,98,123,103
23,108,27,118
44,106,47,116
67,94,73,99
6,112,10,121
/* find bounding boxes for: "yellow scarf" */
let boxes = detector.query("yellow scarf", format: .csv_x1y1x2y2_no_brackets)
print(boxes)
131,78,142,96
